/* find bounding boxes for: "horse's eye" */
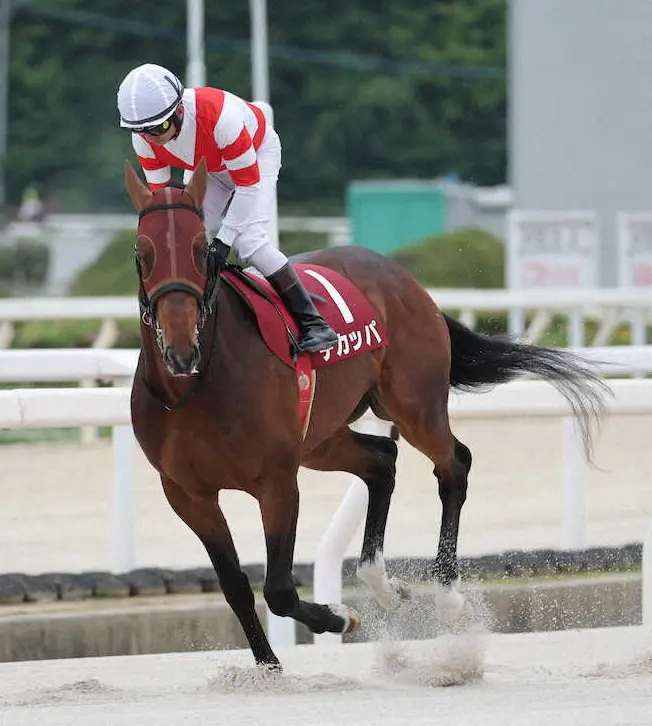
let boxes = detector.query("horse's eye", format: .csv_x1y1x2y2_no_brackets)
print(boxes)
136,239,156,280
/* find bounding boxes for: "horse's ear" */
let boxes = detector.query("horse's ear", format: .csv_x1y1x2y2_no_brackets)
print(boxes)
124,160,153,212
184,157,208,209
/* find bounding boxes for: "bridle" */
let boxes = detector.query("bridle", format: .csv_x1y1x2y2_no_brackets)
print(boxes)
135,200,224,411
136,201,220,332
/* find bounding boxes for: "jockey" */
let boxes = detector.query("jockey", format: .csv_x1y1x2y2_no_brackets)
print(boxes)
117,63,338,354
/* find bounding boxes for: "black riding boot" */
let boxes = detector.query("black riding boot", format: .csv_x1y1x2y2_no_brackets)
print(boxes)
267,263,338,353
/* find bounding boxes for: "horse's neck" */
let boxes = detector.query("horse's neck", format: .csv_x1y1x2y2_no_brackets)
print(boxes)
138,292,247,405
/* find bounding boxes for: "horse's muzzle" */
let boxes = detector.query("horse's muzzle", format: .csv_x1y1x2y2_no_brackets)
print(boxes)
163,343,200,377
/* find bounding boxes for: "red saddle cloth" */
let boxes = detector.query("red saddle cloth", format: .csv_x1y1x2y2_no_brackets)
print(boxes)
221,263,387,368
221,263,388,437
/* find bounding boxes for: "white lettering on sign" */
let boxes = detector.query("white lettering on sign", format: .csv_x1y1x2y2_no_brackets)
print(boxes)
349,330,363,351
304,270,355,323
320,320,382,362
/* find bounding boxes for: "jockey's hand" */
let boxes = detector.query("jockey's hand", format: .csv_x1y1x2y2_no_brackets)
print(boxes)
209,238,231,268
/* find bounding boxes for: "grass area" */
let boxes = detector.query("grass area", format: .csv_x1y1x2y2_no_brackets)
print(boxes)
0,380,113,445
0,426,112,446
474,567,642,587
0,428,82,445
0,569,639,615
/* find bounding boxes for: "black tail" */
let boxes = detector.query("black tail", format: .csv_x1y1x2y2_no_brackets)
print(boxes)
444,314,612,462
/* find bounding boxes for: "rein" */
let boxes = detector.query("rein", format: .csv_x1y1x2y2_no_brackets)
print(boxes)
135,200,223,412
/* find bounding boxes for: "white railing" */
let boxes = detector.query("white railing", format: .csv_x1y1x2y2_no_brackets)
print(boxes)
0,386,135,575
0,347,139,443
2,286,652,348
3,345,652,382
0,349,651,643
0,297,138,349
0,348,139,382
1,345,651,446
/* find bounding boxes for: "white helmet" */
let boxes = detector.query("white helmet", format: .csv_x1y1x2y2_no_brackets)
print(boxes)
117,63,184,130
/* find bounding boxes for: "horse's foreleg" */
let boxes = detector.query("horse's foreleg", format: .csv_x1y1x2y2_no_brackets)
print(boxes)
257,478,360,635
303,426,406,610
161,477,279,668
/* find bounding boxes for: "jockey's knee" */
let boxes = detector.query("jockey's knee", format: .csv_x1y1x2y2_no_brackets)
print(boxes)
236,224,267,257
247,241,288,276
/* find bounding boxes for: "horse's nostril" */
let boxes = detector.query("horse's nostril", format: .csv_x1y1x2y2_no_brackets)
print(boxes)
190,344,200,369
163,346,174,367
164,345,183,372
164,344,197,375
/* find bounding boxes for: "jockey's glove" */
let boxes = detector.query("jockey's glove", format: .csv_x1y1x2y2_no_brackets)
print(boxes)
209,238,231,269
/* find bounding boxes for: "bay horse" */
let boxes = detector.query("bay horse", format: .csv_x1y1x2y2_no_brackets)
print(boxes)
125,159,610,669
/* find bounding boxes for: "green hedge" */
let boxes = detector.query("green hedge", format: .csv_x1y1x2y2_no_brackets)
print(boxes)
69,229,138,297
0,240,50,290
390,227,509,335
280,230,329,257
388,228,648,344
14,230,139,349
390,226,504,289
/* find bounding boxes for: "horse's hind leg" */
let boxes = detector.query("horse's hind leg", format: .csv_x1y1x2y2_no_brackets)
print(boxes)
432,435,472,586
377,364,473,590
303,425,407,610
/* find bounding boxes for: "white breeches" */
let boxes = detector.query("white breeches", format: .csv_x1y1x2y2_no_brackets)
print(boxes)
183,126,288,276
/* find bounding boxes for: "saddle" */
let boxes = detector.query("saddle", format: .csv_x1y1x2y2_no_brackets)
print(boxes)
220,263,387,438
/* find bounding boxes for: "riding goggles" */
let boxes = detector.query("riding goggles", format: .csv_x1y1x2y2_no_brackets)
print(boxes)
132,118,173,136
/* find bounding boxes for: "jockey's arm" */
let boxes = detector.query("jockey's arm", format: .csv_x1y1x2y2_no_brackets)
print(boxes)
132,134,171,190
213,107,261,247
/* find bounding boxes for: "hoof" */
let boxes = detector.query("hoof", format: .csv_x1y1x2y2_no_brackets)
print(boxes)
388,577,412,603
434,584,468,627
344,607,361,633
328,603,361,634
257,660,282,675
357,559,411,611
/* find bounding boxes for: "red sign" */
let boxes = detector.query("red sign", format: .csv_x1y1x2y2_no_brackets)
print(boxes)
631,262,652,286
521,261,581,287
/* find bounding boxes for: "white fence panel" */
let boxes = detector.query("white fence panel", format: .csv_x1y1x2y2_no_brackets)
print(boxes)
0,348,139,382
2,289,652,321
0,297,138,321
0,386,135,574
2,288,652,349
1,345,652,383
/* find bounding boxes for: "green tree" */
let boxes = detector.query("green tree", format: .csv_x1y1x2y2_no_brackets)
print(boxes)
5,0,506,213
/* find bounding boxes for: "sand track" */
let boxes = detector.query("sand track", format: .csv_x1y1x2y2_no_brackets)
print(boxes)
1,414,651,574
